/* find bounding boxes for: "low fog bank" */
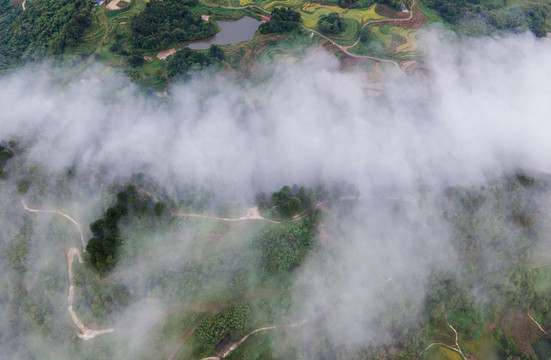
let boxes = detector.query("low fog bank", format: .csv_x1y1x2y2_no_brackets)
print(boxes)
1,29,551,358
1,31,550,198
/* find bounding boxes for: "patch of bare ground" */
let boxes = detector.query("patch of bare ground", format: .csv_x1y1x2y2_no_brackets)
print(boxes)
500,310,544,357
106,0,130,10
375,2,426,28
157,48,177,60
375,3,409,19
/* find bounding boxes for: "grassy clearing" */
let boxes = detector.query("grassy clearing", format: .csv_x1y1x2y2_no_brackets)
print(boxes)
462,334,500,360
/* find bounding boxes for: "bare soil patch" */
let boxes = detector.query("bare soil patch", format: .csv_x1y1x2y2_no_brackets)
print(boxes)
106,0,130,10
500,310,543,356
375,3,425,28
375,4,409,19
157,48,177,60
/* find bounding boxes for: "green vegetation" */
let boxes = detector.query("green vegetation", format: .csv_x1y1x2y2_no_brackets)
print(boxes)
0,143,15,179
196,304,251,350
422,0,549,37
5,143,551,360
86,184,162,276
259,7,303,34
167,45,225,78
130,0,217,50
255,183,356,220
0,0,93,69
256,220,317,273
318,12,347,34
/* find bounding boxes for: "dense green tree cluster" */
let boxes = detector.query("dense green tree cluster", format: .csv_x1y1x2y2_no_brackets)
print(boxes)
318,13,347,34
257,183,358,220
130,0,217,50
0,143,14,179
257,185,315,220
0,0,93,69
167,45,225,78
255,221,315,273
423,0,549,37
86,184,160,276
359,26,374,42
196,304,251,348
422,0,479,24
258,7,302,34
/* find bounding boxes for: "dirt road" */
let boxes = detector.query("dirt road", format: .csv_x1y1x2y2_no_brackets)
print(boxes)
21,199,86,251
172,206,304,224
21,200,114,340
199,315,317,360
67,247,114,340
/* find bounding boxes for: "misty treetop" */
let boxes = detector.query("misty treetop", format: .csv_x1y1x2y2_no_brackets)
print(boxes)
256,183,358,220
422,0,549,37
130,0,218,50
86,184,165,276
0,143,15,179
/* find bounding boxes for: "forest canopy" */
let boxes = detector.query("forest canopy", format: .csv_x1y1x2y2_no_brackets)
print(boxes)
130,0,218,50
0,0,93,70
258,7,302,34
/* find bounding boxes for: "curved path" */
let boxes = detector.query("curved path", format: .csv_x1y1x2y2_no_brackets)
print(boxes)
172,206,303,224
342,0,415,51
21,200,114,340
21,199,86,251
67,247,114,340
418,323,466,360
200,315,317,360
200,0,418,71
303,0,418,70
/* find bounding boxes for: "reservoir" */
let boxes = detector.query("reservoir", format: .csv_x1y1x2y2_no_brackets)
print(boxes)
187,17,262,50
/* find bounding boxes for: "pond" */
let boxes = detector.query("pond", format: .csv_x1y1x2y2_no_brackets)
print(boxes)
187,16,262,50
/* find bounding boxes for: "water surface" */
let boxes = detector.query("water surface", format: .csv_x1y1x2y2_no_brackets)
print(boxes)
187,17,262,50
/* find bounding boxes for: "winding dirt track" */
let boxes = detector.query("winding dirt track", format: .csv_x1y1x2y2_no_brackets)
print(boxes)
67,247,114,340
21,200,114,340
199,315,317,360
342,3,415,51
418,323,466,360
303,0,417,70
21,199,86,251
171,206,302,224
527,310,549,336
199,0,418,71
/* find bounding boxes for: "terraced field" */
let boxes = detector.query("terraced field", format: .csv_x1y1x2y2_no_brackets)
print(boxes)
300,2,384,27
